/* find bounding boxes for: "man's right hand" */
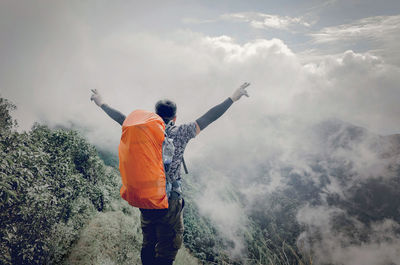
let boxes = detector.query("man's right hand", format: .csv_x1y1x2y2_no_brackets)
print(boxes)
90,89,104,107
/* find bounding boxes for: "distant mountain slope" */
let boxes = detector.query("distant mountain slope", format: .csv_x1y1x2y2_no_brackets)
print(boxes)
182,117,400,265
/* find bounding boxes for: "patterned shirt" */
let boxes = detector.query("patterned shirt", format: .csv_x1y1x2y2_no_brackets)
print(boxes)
165,122,197,195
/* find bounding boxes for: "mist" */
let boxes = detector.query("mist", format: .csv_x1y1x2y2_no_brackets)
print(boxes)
1,1,400,264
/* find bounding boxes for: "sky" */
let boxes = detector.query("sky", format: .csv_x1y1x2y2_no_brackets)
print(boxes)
1,1,400,264
1,0,399,138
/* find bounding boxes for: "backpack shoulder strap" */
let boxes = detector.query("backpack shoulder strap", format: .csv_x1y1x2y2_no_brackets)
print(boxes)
164,121,189,174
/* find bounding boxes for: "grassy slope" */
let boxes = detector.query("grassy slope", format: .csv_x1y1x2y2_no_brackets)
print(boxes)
66,200,199,265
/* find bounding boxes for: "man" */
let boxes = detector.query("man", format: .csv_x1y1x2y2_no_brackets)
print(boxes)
90,82,250,265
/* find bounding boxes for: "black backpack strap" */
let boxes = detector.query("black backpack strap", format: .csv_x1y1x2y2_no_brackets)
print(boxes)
182,157,189,174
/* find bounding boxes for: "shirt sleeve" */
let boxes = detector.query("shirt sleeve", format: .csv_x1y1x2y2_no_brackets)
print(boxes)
100,104,126,126
196,97,233,130
176,122,197,142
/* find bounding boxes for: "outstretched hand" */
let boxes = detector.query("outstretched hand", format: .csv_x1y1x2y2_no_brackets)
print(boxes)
90,89,104,107
230,82,250,102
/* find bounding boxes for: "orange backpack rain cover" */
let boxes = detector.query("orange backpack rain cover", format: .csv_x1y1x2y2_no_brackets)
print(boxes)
118,109,168,209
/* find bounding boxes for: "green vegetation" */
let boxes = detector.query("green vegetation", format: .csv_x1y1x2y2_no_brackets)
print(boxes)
0,98,120,264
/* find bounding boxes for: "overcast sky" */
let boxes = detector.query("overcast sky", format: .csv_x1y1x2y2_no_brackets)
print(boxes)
0,0,399,141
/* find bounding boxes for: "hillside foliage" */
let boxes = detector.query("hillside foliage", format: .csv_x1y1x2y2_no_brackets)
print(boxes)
0,98,120,264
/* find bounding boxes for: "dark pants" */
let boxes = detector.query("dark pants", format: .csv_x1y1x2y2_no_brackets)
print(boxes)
140,198,184,265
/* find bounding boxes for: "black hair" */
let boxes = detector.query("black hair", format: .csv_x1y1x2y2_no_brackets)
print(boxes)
155,99,177,123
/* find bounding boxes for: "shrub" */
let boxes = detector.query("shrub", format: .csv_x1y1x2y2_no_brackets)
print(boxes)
0,97,120,264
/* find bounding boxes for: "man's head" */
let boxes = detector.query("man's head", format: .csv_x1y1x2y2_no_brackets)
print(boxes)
155,99,177,123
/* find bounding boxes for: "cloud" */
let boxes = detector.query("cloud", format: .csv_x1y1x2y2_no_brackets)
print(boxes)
184,12,312,31
297,207,400,265
2,2,399,137
194,171,248,256
311,15,400,43
195,35,400,134
309,15,400,64
296,50,400,134
220,12,312,30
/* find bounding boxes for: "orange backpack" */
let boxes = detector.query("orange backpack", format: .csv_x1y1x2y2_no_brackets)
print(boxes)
118,109,170,209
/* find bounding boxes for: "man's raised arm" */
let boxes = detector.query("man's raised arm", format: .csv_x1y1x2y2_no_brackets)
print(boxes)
90,89,126,126
195,82,250,135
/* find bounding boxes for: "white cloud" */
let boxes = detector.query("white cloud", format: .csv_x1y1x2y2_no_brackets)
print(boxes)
311,15,400,43
3,20,400,143
194,171,248,256
310,15,400,64
298,206,400,265
202,35,295,60
294,50,400,134
220,12,311,30
183,12,312,31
